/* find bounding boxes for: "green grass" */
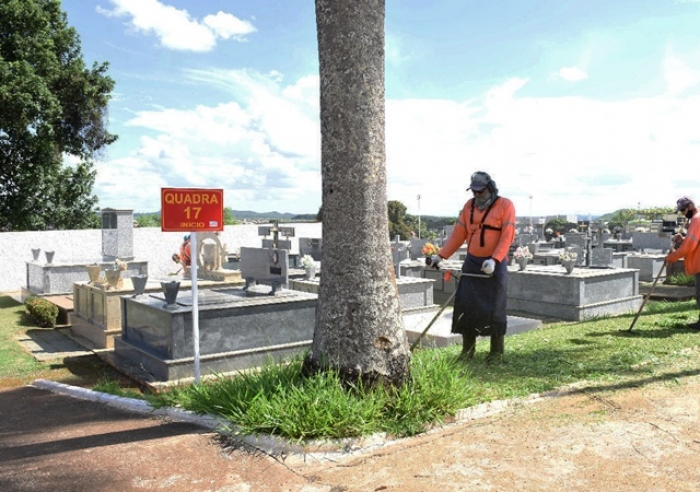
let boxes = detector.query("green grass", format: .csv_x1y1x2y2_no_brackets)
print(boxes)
146,299,700,442
0,295,143,388
666,273,696,286
2,294,700,443
0,296,49,382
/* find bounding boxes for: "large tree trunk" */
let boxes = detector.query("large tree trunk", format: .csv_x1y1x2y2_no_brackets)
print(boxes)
310,0,410,386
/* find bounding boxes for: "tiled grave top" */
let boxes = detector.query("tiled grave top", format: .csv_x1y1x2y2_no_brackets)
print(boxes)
144,286,316,311
509,265,638,278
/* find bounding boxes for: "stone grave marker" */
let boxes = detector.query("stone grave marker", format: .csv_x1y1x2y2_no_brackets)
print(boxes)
101,208,134,260
298,237,323,261
391,236,409,278
590,247,614,268
409,237,432,260
240,246,289,294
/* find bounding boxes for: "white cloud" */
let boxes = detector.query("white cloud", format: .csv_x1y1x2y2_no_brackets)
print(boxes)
386,78,700,217
96,68,700,216
557,66,589,82
203,11,256,41
94,70,321,212
664,52,700,96
97,0,255,52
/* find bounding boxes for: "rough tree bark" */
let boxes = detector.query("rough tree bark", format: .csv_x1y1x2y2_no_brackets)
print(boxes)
309,0,410,386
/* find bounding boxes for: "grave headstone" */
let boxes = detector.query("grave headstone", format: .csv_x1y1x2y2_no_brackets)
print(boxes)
298,237,323,261
101,208,134,260
391,237,409,278
590,248,614,268
262,239,293,250
408,237,432,260
240,247,289,294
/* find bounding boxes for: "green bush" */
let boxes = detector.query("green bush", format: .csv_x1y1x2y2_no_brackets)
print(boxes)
25,297,59,328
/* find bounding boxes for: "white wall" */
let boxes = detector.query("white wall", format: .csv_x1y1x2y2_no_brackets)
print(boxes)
0,223,323,293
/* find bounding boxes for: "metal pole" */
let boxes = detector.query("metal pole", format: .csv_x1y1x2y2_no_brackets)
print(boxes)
417,194,421,239
190,232,201,383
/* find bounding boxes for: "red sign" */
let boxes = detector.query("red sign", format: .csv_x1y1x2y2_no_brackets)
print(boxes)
161,188,224,232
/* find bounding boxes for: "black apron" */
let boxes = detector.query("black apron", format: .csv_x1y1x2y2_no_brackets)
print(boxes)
451,253,508,337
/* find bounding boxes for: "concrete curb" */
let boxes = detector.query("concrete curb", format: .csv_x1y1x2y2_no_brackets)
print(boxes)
31,378,552,464
32,379,223,430
30,379,382,458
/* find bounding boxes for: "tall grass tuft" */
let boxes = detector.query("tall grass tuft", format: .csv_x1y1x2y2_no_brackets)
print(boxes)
145,299,700,442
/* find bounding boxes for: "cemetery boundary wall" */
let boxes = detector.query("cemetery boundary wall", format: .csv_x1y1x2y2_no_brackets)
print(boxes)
0,223,322,294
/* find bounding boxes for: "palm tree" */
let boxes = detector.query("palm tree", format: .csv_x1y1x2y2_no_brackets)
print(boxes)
307,0,410,386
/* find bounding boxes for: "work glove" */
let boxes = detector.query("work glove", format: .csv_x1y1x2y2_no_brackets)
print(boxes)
481,258,496,275
426,254,442,269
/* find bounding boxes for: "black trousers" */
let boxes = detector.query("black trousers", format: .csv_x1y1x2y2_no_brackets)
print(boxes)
451,253,508,338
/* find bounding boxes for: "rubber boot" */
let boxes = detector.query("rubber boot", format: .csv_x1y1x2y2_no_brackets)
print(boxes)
487,334,504,363
459,334,477,360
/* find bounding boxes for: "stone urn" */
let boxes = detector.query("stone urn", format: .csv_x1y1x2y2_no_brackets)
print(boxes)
44,250,55,264
562,259,576,274
31,248,41,261
131,274,148,297
104,269,122,290
87,264,102,284
161,281,181,308
304,265,316,280
515,257,528,271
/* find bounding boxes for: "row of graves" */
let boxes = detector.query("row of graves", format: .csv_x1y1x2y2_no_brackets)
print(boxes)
409,222,682,323
23,217,474,385
24,213,674,386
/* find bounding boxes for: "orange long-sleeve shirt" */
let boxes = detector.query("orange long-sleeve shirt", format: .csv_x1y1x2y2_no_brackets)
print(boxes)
666,211,700,275
438,196,516,263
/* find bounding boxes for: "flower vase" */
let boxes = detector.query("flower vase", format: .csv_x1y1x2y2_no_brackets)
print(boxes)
44,251,55,264
516,257,528,271
131,274,148,297
563,259,576,274
31,248,41,261
161,281,181,308
87,265,102,284
304,266,316,280
104,269,122,289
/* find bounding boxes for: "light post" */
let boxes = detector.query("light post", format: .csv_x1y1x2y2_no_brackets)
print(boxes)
529,195,533,232
417,194,421,239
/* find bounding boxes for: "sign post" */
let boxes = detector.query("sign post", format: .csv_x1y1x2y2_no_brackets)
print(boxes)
161,188,224,383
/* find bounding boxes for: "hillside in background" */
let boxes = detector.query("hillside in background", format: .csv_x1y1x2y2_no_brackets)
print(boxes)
134,210,318,222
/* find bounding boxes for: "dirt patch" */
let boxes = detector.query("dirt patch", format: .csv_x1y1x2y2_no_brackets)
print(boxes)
3,376,700,491
294,376,700,491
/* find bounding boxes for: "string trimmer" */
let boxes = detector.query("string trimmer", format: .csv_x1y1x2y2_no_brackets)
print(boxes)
410,268,492,351
627,259,667,332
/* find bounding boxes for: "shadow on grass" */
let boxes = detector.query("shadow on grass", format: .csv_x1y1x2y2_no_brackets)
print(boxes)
587,326,692,339
454,320,700,401
0,295,21,309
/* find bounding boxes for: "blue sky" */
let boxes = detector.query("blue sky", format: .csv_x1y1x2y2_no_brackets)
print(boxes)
61,0,700,218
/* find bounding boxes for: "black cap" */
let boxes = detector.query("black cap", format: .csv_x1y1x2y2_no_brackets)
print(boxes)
676,196,694,212
466,173,489,192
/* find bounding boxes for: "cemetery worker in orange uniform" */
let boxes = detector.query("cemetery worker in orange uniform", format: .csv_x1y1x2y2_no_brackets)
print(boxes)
665,196,700,329
179,234,192,267
427,171,516,360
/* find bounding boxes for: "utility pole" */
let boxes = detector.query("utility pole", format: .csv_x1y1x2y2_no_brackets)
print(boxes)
417,194,421,239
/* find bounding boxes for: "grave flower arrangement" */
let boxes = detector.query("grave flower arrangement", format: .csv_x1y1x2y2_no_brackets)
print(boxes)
300,255,315,269
421,242,439,257
513,246,533,260
559,247,578,262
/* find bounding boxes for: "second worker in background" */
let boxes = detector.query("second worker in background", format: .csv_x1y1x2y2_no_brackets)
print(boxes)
428,171,516,360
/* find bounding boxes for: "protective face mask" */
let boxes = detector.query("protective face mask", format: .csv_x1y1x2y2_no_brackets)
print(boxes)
475,192,494,210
